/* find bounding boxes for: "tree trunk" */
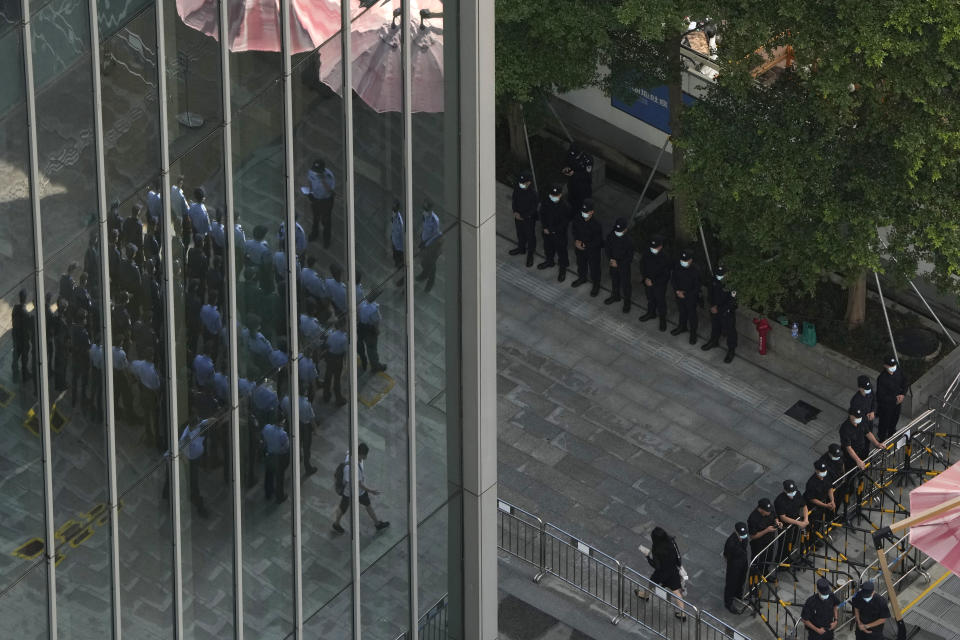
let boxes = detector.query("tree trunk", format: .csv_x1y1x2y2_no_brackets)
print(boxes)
506,101,528,162
845,270,867,329
667,36,691,246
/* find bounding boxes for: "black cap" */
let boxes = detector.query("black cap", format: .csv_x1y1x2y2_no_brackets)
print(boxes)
814,459,828,472
680,249,693,261
549,184,563,196
828,443,842,456
735,521,748,536
715,265,726,277
423,199,433,210
517,171,531,183
817,578,832,594
884,356,897,367
311,159,325,171
861,580,875,593
649,235,663,248
757,497,773,511
849,407,864,418
857,375,872,390
782,479,798,493
581,199,594,213
614,218,627,232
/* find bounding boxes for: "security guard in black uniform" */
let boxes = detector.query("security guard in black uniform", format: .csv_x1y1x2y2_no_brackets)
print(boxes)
852,581,889,640
638,236,671,331
819,443,847,513
604,217,635,313
876,356,908,442
804,459,836,538
537,184,572,282
850,375,877,433
747,497,781,576
670,249,701,344
509,171,539,267
701,265,738,363
775,479,809,560
722,522,750,613
570,199,603,297
801,578,839,640
561,143,593,215
839,407,883,472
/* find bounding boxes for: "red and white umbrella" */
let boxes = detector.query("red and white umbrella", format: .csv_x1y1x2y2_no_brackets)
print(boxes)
318,0,444,113
910,461,960,574
176,0,360,54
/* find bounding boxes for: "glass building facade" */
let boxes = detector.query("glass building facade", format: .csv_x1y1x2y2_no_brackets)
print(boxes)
0,0,497,638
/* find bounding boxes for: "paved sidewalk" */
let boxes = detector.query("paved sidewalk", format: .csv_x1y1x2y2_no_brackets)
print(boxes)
494,179,869,639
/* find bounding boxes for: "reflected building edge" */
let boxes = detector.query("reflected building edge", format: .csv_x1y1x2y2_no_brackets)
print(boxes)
0,1,494,639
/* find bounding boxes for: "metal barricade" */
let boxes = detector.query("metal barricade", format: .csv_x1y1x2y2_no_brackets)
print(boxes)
541,523,622,619
393,595,448,640
619,566,697,640
699,608,751,640
497,499,544,577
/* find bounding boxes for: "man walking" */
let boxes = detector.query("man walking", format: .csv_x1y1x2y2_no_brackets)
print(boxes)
332,442,389,534
604,217,634,313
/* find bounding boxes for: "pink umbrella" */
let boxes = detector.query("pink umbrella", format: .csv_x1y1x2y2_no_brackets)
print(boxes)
318,0,445,113
909,461,960,574
176,0,359,54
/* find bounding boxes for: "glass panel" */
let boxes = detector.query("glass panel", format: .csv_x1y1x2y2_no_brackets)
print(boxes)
0,561,48,640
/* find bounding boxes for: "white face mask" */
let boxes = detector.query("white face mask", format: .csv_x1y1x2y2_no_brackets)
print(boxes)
650,247,660,255
831,454,841,461
819,592,831,601
519,182,529,190
887,365,897,373
853,417,863,425
680,260,691,268
581,212,591,220
864,388,872,395
863,595,873,603
716,274,724,281
549,195,560,203
739,533,748,541
787,490,797,499
614,230,625,237
817,470,828,478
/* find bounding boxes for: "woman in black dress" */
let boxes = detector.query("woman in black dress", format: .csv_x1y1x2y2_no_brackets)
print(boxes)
636,526,687,619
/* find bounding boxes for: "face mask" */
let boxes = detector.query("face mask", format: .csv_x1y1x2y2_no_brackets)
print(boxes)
680,260,691,268
739,533,748,541
549,195,560,203
716,274,724,281
887,365,897,373
787,490,797,499
817,470,828,478
864,388,872,395
519,183,529,190
863,595,873,603
819,593,831,601
615,230,625,237
831,454,841,461
650,247,660,255
853,417,862,425
581,212,591,220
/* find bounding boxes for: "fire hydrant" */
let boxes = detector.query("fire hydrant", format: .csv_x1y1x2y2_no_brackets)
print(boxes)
753,317,771,355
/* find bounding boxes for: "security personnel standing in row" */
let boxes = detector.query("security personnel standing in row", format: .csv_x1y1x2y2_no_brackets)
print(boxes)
804,459,836,538
537,184,572,282
702,265,738,363
853,581,889,640
819,443,848,512
775,479,809,560
570,200,603,297
670,249,700,344
604,217,634,313
722,521,749,614
638,236,671,331
876,356,907,442
801,578,839,640
509,171,539,267
747,497,782,576
850,375,877,433
840,407,884,472
561,143,593,215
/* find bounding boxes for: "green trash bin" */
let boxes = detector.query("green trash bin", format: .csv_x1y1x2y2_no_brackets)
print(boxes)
801,321,817,346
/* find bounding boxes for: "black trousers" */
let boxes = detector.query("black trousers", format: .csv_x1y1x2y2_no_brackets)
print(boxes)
309,194,335,247
724,562,746,607
609,264,632,301
709,312,739,347
300,422,313,467
12,339,30,382
645,281,668,317
358,324,381,369
264,452,289,500
542,230,569,268
71,354,89,407
514,217,536,255
323,353,345,401
392,249,404,269
420,242,441,289
877,402,901,442
676,296,699,334
575,248,601,283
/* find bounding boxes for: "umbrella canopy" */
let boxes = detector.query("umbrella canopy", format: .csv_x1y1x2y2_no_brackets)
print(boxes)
318,0,444,113
176,0,359,54
910,461,960,575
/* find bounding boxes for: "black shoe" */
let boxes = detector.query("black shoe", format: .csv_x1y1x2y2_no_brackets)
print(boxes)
526,254,534,267
424,280,434,292
603,295,620,305
670,326,686,336
395,277,404,287
688,333,697,345
304,465,318,476
537,261,554,270
196,505,210,519
336,397,348,406
372,363,387,373
332,522,345,534
701,338,719,351
375,521,390,531
276,494,288,505
589,285,600,297
638,311,656,322
724,348,736,364
322,392,331,402
659,318,667,332
359,360,368,372
571,277,588,287
508,247,524,256
557,269,566,283
622,302,631,314
415,271,427,281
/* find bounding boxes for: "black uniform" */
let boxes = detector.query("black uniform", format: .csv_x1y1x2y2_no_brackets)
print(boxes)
876,367,907,442
571,215,603,288
640,247,671,328
511,183,539,260
564,149,593,214
723,531,749,608
774,489,807,559
852,592,890,640
839,417,870,471
804,472,833,535
850,390,877,433
539,195,571,273
11,298,32,383
671,261,701,339
747,507,777,574
801,592,839,640
604,227,635,310
706,277,738,349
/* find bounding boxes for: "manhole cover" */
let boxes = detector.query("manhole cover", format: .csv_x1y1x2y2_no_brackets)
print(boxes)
785,400,821,424
894,327,940,360
701,449,766,493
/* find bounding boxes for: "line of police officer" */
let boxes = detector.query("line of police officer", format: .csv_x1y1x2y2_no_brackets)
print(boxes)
509,148,739,363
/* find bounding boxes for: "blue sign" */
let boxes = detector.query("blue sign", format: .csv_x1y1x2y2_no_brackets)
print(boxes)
611,85,696,134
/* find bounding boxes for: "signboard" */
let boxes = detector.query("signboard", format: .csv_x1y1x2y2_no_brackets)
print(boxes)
611,85,696,134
